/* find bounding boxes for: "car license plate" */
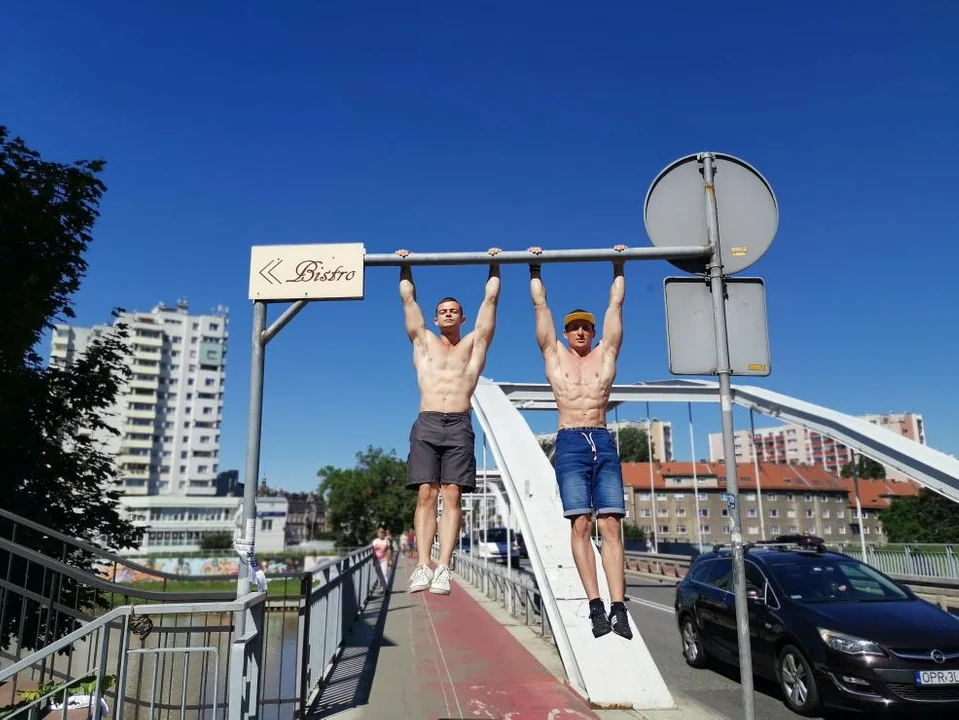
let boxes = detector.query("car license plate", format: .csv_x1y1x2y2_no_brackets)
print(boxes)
915,670,959,685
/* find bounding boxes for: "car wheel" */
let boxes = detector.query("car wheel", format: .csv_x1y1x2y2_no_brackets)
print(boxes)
680,615,708,668
777,644,821,716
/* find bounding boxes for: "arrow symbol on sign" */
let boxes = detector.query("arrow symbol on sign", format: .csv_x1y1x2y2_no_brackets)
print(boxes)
259,258,283,285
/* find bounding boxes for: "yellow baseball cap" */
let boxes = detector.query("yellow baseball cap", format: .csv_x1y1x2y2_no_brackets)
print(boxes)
563,310,595,328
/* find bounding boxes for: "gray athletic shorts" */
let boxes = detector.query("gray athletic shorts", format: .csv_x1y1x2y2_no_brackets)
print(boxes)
406,412,477,490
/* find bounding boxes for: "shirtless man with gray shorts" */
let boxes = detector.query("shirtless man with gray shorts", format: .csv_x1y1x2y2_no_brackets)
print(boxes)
397,247,501,596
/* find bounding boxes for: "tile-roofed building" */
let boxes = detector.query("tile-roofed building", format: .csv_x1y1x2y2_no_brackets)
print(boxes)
621,461,900,547
836,477,920,511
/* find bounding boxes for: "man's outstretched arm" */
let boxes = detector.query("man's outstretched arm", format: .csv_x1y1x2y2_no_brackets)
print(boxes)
471,248,502,344
602,244,627,363
528,246,558,361
397,249,427,344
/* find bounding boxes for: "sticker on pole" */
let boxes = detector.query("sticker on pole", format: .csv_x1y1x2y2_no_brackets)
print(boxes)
249,243,366,301
644,153,778,276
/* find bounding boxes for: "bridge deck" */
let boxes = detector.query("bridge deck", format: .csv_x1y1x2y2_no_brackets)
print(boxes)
309,554,600,719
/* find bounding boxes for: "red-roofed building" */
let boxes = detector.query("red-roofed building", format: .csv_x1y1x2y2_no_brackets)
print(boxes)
620,461,911,546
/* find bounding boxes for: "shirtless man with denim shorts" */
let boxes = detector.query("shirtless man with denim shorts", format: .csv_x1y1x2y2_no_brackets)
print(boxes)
397,247,501,596
529,244,632,639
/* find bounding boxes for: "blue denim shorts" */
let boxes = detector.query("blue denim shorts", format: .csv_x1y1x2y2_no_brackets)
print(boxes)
554,427,626,518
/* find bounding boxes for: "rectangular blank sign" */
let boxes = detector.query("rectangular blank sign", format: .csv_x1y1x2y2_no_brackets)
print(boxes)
249,243,365,301
664,277,771,376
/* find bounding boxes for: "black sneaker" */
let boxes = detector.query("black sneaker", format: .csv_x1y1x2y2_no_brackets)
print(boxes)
589,603,612,638
609,604,633,640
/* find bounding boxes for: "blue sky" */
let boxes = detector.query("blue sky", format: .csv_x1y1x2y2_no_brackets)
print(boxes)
4,2,956,492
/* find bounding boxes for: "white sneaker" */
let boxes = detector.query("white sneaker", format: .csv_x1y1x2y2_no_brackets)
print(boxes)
429,564,451,595
409,564,434,593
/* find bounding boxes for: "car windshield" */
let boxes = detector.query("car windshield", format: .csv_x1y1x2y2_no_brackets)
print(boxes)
484,529,507,542
767,557,910,604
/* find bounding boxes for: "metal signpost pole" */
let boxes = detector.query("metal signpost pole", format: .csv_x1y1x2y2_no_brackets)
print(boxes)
701,152,755,719
237,301,267,600
229,301,267,711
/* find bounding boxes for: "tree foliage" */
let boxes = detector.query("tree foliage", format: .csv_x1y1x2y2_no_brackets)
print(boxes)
841,456,886,480
878,489,959,544
0,126,140,651
616,427,654,463
318,447,417,546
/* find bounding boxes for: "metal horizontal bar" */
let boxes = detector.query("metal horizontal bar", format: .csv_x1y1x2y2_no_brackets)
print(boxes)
500,380,721,408
364,245,710,267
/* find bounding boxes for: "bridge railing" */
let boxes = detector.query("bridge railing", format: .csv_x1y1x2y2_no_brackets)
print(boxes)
827,543,959,579
439,547,551,641
0,509,382,718
620,544,959,581
0,591,266,719
621,550,959,613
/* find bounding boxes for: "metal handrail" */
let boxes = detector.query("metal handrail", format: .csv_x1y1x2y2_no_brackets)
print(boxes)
622,550,959,591
448,550,548,639
0,592,266,686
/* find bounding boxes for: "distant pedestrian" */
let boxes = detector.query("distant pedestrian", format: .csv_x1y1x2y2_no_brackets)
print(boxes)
372,527,393,594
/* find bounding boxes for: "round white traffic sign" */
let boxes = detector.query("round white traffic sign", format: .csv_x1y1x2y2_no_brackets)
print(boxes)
644,152,778,275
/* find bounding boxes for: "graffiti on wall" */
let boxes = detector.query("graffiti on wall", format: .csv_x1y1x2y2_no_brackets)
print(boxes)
97,556,293,584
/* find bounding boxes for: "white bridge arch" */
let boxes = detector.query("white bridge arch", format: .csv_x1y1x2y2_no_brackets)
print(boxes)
470,377,959,710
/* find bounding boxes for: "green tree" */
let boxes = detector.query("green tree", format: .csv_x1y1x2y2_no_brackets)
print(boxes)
0,127,140,651
616,426,654,463
318,446,417,546
841,456,886,480
878,489,959,544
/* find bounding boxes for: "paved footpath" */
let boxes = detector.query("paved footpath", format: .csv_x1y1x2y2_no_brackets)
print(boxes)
311,554,600,719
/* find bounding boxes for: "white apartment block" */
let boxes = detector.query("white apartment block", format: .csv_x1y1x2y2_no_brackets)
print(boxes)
707,412,926,477
537,419,673,462
50,300,229,497
123,495,288,555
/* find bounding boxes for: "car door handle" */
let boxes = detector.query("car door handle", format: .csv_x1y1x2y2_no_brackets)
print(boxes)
764,622,772,629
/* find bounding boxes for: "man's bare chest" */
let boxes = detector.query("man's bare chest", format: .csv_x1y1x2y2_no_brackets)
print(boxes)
418,338,473,371
556,355,603,388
